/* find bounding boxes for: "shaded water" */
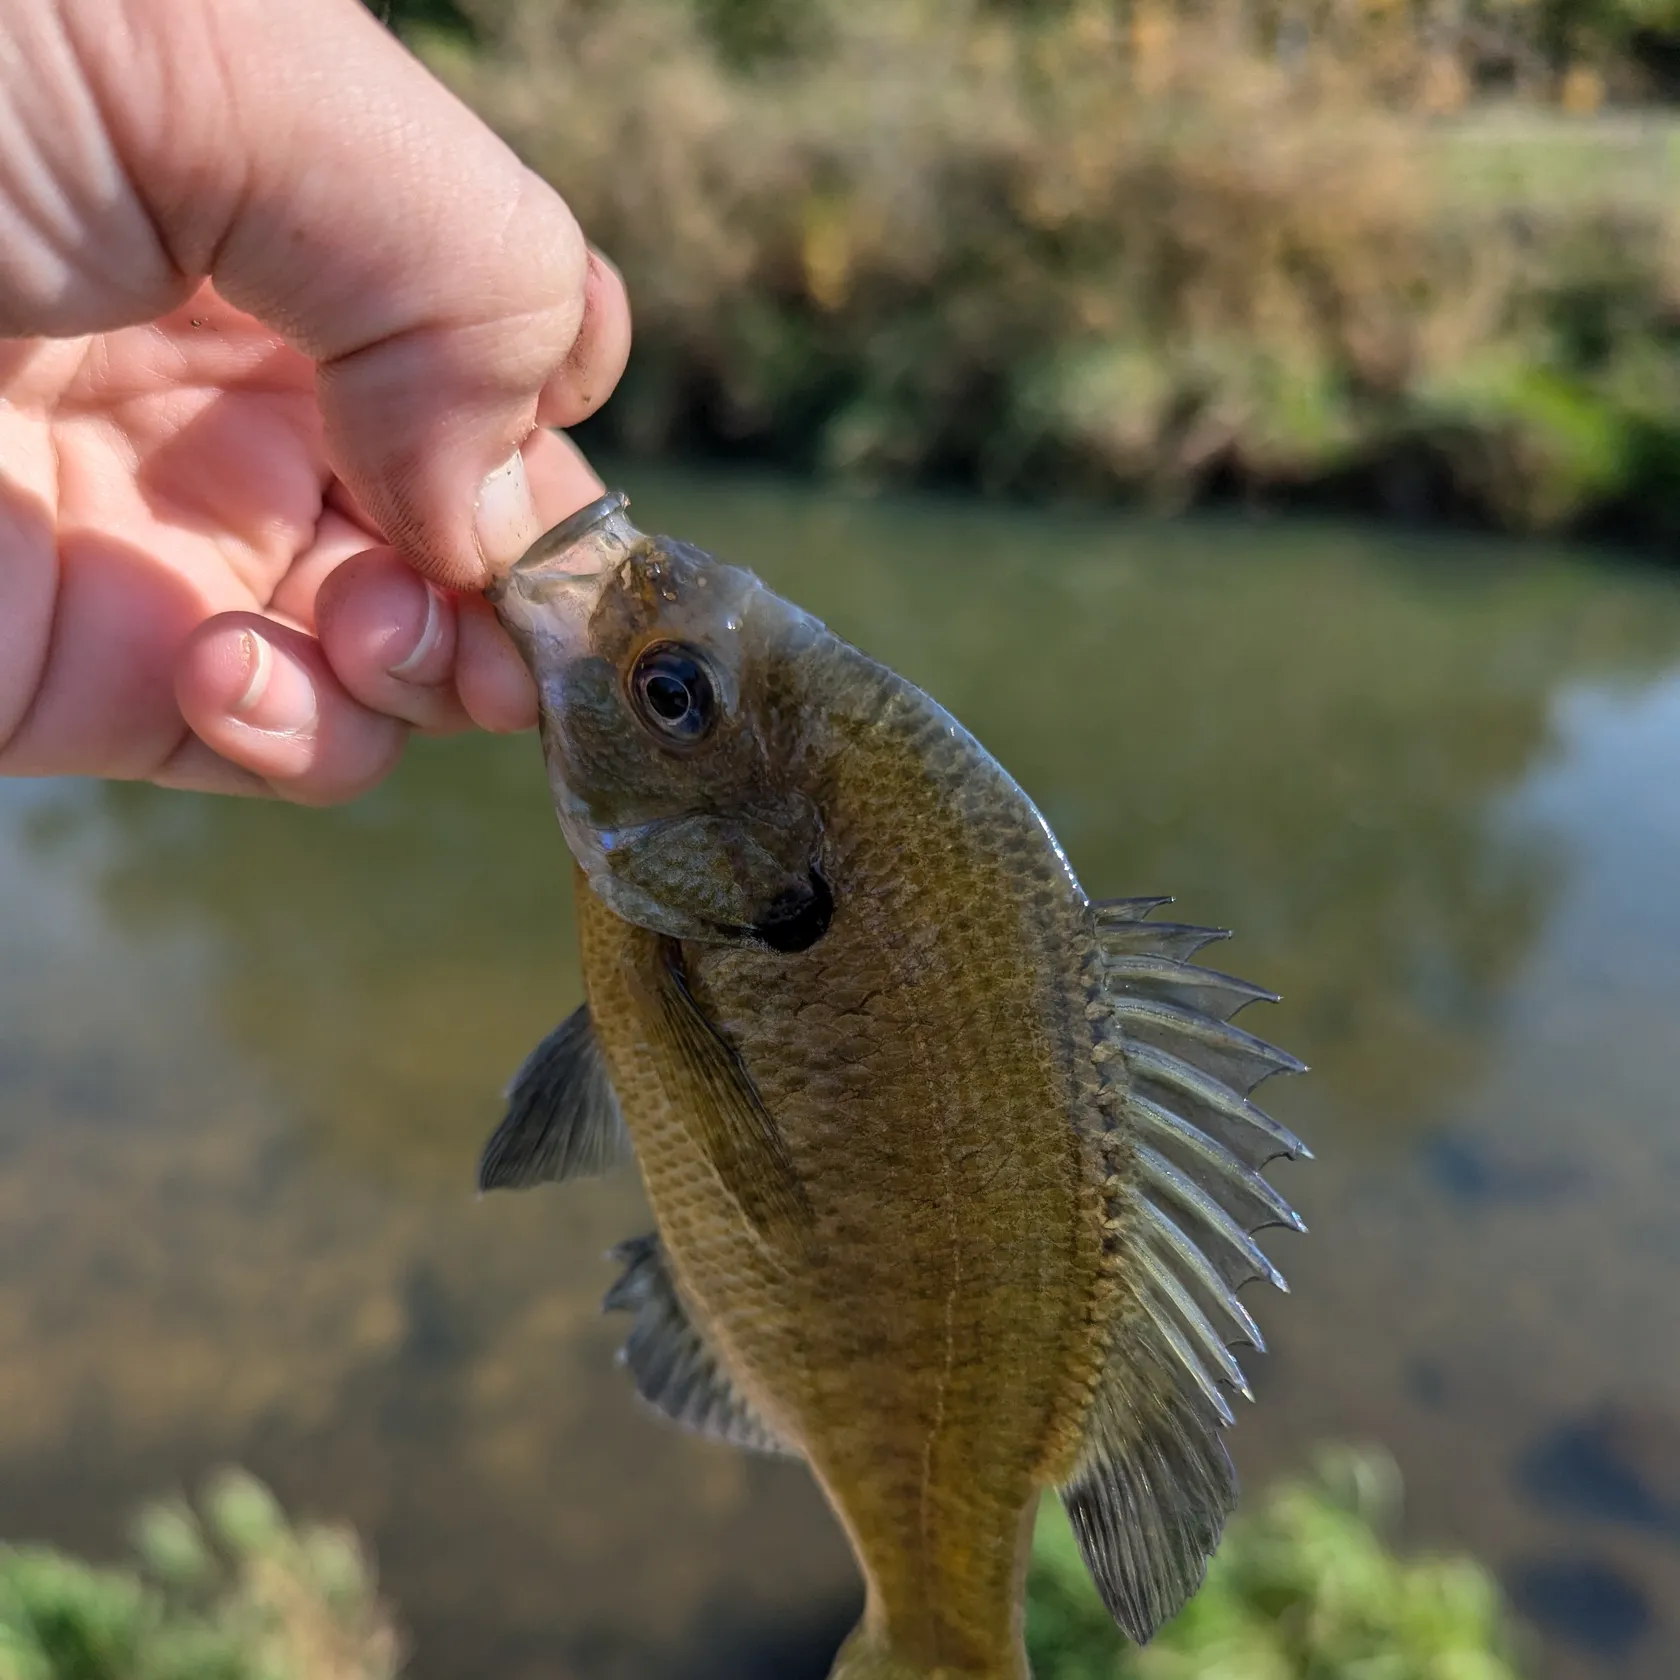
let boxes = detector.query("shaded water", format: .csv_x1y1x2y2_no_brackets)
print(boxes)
5,470,1680,1678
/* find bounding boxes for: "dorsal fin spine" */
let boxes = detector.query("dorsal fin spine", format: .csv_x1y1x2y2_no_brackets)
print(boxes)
1122,1039,1310,1161
1135,1238,1255,1401
1135,1143,1291,1295
1101,952,1280,1013
1092,895,1176,923
1108,994,1307,1088
1095,920,1232,962
1135,1189,1270,1348
1129,1092,1307,1234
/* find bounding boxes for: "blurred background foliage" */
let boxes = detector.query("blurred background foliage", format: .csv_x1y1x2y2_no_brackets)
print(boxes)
368,0,1680,546
1027,1448,1528,1679
0,1454,1526,1679
0,1471,398,1680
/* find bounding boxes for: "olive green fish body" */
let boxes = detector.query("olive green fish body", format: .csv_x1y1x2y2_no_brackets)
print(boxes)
579,640,1111,1672
482,494,1307,1680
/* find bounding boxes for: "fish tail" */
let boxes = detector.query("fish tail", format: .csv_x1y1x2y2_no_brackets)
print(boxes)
827,1622,1026,1680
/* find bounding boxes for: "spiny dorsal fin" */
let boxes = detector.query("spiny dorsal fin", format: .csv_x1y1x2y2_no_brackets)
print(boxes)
1092,896,1178,925
652,940,814,1246
603,1234,793,1457
479,1004,630,1191
1101,951,1279,1023
1110,997,1306,1108
1066,897,1308,1642
1095,918,1232,965
1093,897,1303,1313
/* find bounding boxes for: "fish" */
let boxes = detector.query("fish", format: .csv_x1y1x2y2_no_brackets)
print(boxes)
480,490,1307,1680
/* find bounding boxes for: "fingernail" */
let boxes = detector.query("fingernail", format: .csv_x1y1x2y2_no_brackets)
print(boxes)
232,629,316,735
387,581,445,681
475,449,542,575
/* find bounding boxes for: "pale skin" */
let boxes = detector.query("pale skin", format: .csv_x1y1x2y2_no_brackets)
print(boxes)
0,0,632,803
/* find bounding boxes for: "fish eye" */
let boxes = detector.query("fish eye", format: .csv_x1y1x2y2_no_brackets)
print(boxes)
628,642,718,743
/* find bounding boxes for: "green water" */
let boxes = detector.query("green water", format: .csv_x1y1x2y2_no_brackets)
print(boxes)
4,469,1680,1679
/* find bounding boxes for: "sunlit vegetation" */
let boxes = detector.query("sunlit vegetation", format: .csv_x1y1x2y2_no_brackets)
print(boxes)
0,1452,1526,1678
359,0,1680,542
0,1472,399,1680
1027,1447,1529,1679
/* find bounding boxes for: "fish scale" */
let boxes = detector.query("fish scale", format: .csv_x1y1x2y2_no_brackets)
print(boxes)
479,491,1307,1680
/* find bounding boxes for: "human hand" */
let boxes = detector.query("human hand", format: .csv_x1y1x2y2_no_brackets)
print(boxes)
0,0,631,801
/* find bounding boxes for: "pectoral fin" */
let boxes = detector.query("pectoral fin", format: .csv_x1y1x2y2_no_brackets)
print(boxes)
604,1234,793,1456
651,940,814,1244
478,1004,630,1191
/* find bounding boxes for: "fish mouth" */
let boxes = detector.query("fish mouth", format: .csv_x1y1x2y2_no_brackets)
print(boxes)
726,869,834,954
508,490,634,577
486,489,640,610
486,489,642,670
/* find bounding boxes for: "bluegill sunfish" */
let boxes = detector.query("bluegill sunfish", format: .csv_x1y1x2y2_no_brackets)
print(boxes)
480,492,1306,1680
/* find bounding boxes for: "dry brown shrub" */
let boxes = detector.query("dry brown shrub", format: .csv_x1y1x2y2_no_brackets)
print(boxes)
418,0,1680,530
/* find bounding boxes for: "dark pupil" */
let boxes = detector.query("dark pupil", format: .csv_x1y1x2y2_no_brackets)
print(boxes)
633,647,714,739
644,671,692,721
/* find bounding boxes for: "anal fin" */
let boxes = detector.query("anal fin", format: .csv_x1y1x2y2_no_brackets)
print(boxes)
479,1003,630,1190
603,1234,793,1457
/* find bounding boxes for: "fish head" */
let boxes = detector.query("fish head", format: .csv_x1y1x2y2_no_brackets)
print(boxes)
488,491,831,953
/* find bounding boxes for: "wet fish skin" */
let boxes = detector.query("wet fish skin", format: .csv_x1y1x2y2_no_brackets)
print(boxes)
484,492,1305,1680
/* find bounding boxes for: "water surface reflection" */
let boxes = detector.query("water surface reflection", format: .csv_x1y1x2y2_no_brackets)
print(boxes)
4,471,1680,1678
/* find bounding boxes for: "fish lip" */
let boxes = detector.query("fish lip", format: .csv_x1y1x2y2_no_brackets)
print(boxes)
485,490,640,675
485,488,638,610
750,869,835,954
510,490,632,575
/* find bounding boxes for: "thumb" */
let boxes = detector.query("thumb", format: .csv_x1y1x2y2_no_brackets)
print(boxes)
317,237,632,586
64,0,631,587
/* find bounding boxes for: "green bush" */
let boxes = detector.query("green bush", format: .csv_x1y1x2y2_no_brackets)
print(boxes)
0,1452,1524,1679
0,1471,400,1680
1026,1447,1528,1680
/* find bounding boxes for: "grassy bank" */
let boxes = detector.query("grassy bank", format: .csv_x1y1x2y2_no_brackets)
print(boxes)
389,0,1680,545
0,1451,1523,1677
